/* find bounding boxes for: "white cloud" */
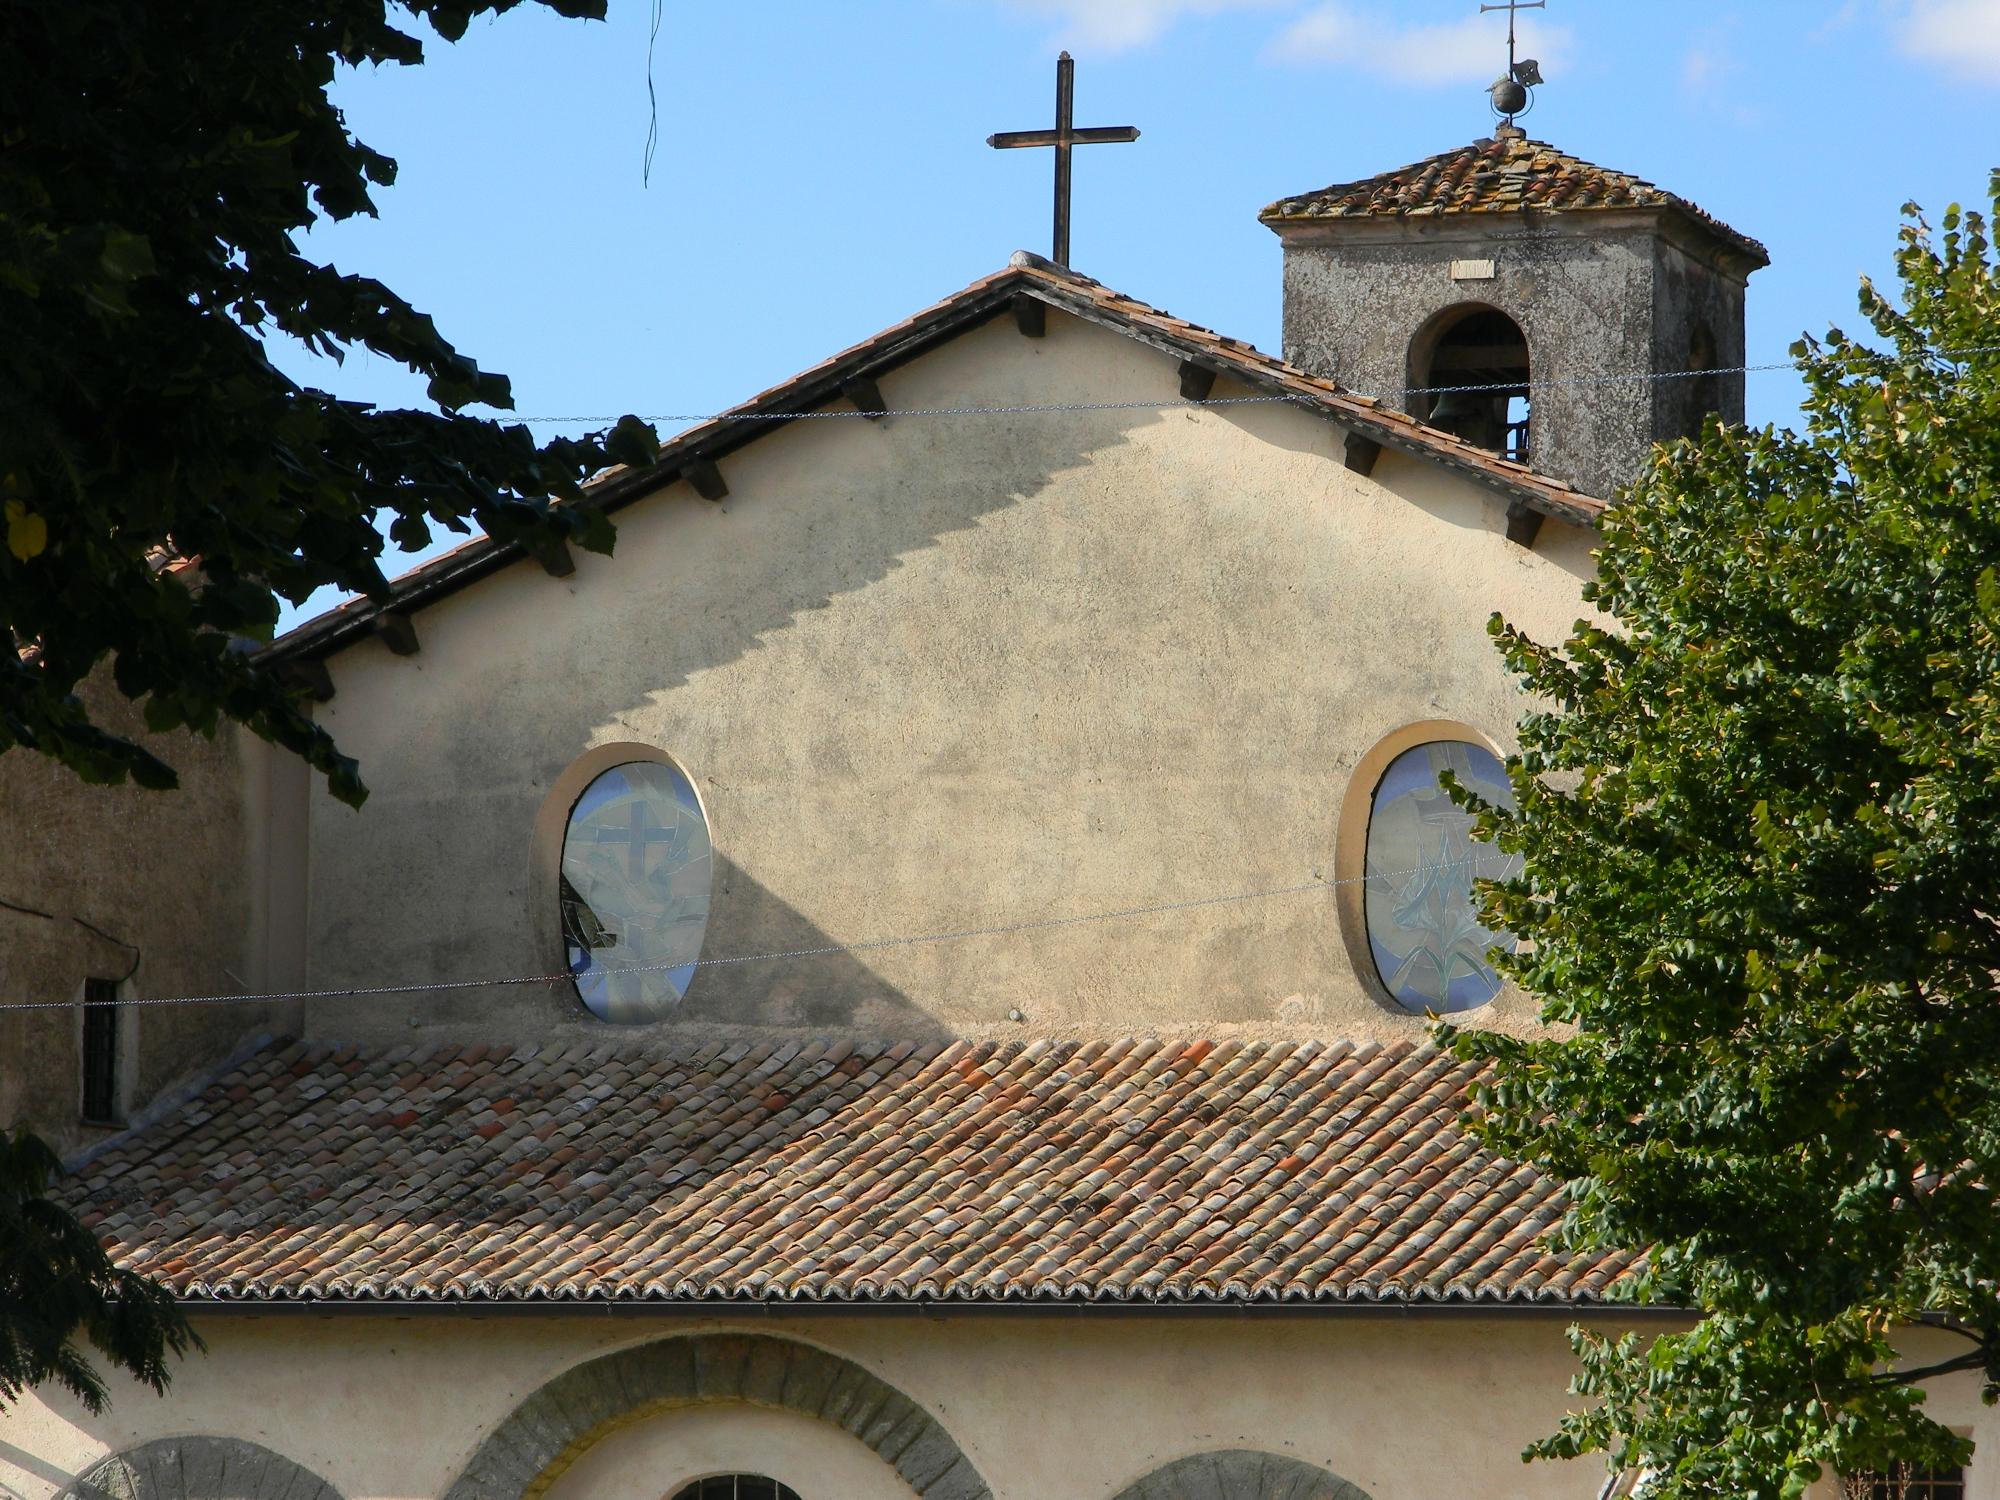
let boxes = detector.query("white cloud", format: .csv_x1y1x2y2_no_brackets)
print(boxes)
1678,22,1761,126
1680,46,1721,92
1000,0,1285,53
1896,0,2000,82
1267,3,1573,86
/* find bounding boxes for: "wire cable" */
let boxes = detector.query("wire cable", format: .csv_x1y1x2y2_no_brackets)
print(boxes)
0,852,1518,1014
490,344,2000,427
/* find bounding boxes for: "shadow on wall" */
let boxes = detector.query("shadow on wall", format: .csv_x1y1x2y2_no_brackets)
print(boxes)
674,855,952,1036
364,853,951,1041
546,350,1172,714
316,343,1183,1033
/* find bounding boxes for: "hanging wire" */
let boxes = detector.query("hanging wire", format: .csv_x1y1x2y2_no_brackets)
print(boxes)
0,851,1518,1014
641,0,663,187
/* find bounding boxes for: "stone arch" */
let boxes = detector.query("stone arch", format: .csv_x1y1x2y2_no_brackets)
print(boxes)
442,1332,989,1500
1405,300,1532,460
1110,1450,1372,1500
61,1438,342,1500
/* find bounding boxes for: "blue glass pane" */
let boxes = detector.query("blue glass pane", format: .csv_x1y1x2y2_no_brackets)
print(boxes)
1362,740,1519,1014
560,759,713,1022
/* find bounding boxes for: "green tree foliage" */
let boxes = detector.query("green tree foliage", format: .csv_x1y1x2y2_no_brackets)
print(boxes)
0,1,658,807
1449,172,2000,1499
0,1129,200,1413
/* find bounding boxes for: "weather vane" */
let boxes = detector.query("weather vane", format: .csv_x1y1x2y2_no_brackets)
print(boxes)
1480,0,1546,129
987,54,1140,268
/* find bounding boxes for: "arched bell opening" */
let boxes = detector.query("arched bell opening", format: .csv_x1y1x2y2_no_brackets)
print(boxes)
1684,321,1722,442
1408,303,1532,465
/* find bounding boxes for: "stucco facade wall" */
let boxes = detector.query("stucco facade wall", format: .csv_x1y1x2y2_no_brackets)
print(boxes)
296,308,1596,1050
0,679,296,1151
4,1314,1990,1500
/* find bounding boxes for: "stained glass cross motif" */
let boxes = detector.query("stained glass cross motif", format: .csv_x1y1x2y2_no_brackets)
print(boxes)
560,760,714,1023
593,799,679,878
1362,740,1522,1014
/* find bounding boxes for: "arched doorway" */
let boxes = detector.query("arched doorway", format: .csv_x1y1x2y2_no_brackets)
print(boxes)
440,1333,989,1500
1409,304,1532,464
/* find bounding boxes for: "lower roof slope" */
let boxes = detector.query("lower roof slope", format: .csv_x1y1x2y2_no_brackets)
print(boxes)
67,1036,1635,1307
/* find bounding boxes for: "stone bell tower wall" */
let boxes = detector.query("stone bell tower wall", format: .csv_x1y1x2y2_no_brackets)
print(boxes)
1273,209,1756,502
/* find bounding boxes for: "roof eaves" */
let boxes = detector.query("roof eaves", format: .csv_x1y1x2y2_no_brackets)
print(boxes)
260,257,1604,667
1008,257,1603,528
258,268,1036,666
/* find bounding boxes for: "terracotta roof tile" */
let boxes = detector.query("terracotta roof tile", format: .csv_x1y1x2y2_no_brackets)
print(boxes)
67,1037,1637,1306
1262,135,1768,266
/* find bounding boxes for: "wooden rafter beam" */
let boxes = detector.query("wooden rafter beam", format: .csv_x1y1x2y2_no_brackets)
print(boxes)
684,455,728,502
840,375,887,418
375,611,420,657
1505,499,1545,549
280,658,335,703
1343,432,1383,477
534,540,575,578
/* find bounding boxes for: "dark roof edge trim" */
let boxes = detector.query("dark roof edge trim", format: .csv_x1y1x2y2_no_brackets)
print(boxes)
179,1293,1673,1319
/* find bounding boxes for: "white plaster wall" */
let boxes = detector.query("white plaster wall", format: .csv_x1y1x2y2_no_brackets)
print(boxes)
298,307,1598,1048
3,1316,1991,1500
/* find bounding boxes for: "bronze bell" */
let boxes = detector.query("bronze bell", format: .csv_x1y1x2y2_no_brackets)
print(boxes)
1429,389,1511,454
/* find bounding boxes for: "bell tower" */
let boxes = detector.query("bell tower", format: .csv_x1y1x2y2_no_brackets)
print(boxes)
1259,57,1767,501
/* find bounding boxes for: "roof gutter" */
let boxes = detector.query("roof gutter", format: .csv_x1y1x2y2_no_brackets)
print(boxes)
178,1295,1686,1321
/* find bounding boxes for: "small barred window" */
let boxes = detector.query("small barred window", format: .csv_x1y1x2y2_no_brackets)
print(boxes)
668,1479,802,1500
1844,1465,1966,1500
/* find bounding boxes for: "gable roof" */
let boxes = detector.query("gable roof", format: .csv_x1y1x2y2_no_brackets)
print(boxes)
1260,134,1769,268
262,254,1603,668
67,1035,1635,1307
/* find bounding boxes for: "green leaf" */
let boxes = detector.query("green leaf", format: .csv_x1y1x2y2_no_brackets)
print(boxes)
4,500,47,561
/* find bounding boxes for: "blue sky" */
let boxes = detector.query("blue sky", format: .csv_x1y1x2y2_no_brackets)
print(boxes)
276,0,2000,624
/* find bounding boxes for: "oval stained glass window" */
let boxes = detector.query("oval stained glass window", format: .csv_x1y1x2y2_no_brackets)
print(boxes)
1362,740,1520,1014
559,759,713,1022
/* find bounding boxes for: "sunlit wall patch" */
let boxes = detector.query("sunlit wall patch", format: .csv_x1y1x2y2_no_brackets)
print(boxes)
1362,740,1519,1014
559,758,712,1022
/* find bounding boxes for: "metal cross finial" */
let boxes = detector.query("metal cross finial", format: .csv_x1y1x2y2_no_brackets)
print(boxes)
1480,0,1546,126
987,53,1140,267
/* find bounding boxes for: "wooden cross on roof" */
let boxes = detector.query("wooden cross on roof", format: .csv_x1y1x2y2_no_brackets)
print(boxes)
987,54,1139,268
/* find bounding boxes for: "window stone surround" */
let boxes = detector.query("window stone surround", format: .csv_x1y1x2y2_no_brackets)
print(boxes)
1111,1450,1373,1500
61,1438,341,1500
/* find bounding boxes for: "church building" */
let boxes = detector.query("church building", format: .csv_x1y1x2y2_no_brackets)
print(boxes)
5,92,1979,1500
